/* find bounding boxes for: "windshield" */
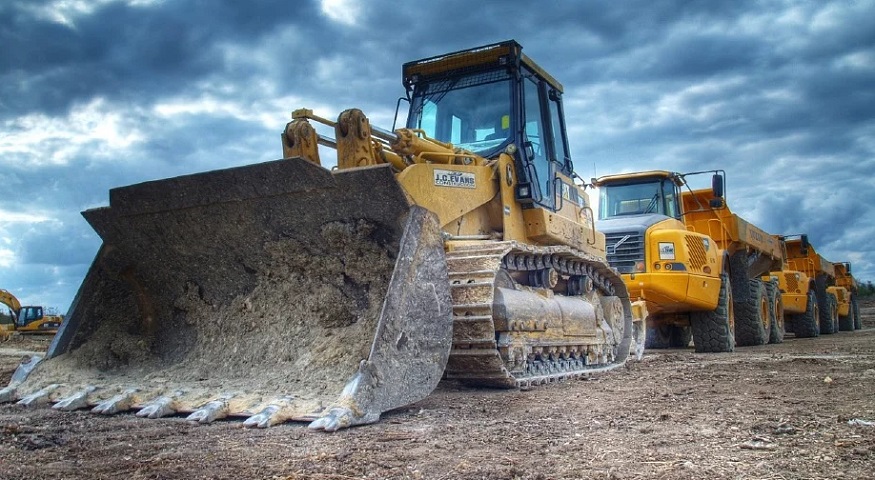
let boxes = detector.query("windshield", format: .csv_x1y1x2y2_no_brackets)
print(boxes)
599,181,664,219
407,69,512,155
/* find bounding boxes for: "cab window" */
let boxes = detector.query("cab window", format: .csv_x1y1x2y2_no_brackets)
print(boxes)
524,77,552,207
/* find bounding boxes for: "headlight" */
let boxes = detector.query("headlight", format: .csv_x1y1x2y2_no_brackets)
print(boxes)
658,242,676,260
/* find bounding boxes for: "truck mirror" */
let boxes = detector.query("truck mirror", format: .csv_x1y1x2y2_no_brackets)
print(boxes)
800,234,809,256
709,198,724,209
712,173,724,198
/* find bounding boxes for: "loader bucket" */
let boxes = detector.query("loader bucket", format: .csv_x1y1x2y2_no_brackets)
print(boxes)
2,159,453,431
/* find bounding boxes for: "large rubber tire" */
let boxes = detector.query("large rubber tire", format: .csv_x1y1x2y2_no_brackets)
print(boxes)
645,326,672,349
820,292,839,334
735,279,770,347
838,296,855,331
674,326,693,348
765,280,784,344
790,289,820,338
729,252,751,304
645,325,692,349
691,272,735,353
853,296,862,330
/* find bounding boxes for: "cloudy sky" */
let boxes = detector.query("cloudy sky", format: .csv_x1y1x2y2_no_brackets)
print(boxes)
1,0,874,311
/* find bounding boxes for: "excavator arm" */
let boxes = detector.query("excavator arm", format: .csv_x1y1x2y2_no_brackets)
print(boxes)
0,289,22,316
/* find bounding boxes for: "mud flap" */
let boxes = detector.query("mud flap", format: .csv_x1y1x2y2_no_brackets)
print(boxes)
5,158,452,430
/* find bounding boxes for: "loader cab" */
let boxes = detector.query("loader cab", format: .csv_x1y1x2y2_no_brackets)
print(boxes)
403,40,572,211
596,172,682,220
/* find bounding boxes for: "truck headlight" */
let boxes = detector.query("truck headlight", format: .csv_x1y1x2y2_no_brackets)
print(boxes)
658,242,675,260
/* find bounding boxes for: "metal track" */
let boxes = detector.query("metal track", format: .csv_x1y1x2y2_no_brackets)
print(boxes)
443,241,633,389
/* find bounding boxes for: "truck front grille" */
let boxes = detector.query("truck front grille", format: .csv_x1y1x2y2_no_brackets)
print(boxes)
605,231,644,273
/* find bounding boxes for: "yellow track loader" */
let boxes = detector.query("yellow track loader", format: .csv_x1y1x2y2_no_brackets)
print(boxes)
1,41,640,431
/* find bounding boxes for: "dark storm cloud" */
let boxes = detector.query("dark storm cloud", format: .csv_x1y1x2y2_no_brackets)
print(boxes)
1,0,874,309
0,0,328,117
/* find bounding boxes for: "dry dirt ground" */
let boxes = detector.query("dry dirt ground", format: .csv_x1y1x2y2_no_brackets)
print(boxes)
1,302,874,480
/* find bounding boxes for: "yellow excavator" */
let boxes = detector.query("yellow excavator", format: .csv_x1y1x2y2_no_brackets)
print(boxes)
1,41,642,431
0,289,63,340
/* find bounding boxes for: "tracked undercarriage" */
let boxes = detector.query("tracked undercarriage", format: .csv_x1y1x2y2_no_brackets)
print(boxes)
445,242,634,389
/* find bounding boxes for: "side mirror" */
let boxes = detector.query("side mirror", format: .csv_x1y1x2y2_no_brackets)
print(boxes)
846,263,852,273
800,235,810,256
712,173,724,198
709,198,725,209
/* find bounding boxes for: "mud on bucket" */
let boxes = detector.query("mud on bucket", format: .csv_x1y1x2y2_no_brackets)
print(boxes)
2,159,453,431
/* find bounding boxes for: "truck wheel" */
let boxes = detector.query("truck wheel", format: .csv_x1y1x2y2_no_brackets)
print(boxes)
674,326,692,348
820,292,838,334
790,289,820,338
691,273,735,353
645,326,672,349
645,325,691,348
765,280,784,344
729,252,750,303
838,296,855,331
853,296,861,330
735,279,770,346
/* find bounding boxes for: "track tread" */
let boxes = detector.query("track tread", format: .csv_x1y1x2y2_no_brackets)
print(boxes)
443,241,633,388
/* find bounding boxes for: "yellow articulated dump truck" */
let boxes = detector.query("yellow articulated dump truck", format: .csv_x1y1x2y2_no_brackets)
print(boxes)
594,170,732,353
0,289,64,340
783,236,847,335
681,183,787,348
835,262,861,331
767,236,818,338
0,41,642,431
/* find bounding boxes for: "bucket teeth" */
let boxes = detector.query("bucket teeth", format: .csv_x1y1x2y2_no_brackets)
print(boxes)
187,398,230,424
243,405,281,429
309,406,379,432
91,389,137,415
136,393,182,419
243,396,296,428
53,386,98,411
17,384,59,407
0,386,16,403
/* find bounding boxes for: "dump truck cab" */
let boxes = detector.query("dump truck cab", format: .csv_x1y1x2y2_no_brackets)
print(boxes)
594,171,729,352
595,171,723,312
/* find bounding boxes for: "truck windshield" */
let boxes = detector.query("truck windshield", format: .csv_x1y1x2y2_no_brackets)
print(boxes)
408,70,512,156
599,181,665,219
